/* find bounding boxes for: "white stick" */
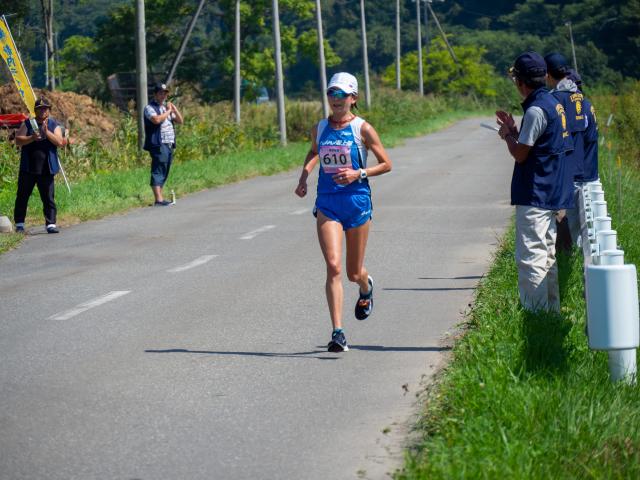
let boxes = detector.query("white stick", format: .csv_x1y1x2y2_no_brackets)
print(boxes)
58,159,71,193
480,122,499,132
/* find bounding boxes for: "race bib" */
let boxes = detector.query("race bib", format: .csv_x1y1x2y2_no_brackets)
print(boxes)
319,145,351,174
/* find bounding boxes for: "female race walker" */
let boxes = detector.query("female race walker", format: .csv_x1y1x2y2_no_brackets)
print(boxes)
295,72,392,352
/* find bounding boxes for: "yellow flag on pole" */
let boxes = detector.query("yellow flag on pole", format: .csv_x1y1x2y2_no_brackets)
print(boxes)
0,15,37,116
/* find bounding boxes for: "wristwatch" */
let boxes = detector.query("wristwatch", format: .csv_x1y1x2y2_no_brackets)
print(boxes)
359,168,368,180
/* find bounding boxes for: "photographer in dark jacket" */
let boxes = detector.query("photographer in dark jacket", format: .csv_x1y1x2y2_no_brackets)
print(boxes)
13,97,65,234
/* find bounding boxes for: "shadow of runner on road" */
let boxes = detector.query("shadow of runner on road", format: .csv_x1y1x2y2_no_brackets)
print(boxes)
145,348,336,360
145,345,451,359
418,276,484,280
384,287,476,292
346,345,452,352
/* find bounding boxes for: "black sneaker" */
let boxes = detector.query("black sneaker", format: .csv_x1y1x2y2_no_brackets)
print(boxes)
355,275,373,320
46,225,59,234
154,200,172,206
15,225,25,233
327,330,349,352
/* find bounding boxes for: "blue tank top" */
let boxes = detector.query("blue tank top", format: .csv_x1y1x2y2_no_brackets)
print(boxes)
316,117,371,195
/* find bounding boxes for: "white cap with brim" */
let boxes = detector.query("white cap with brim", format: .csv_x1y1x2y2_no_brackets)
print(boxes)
327,72,358,95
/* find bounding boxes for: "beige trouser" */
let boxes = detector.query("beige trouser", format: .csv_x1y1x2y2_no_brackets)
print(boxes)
565,182,584,246
515,205,560,313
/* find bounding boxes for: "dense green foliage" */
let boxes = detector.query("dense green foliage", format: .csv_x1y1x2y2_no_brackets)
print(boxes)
396,81,640,479
382,38,497,98
2,0,637,102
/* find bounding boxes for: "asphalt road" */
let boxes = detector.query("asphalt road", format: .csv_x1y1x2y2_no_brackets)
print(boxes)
0,118,513,479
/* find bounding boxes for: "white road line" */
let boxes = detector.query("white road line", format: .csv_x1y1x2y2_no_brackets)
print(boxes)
167,255,218,273
49,291,131,321
240,225,276,240
290,208,309,215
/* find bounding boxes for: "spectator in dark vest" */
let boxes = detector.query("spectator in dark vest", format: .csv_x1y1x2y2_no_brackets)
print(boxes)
13,97,65,234
495,52,574,313
568,70,599,190
144,83,184,206
545,53,589,247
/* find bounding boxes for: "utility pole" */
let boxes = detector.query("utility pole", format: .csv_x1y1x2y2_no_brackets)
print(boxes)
565,21,578,74
135,0,148,151
44,41,49,88
424,0,430,57
234,0,241,124
427,2,461,74
360,0,371,109
40,0,55,90
165,0,206,85
395,0,401,90
315,0,329,118
272,0,287,146
415,0,423,96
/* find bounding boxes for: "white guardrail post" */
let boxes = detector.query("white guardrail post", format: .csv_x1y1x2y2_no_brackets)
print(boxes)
579,181,640,383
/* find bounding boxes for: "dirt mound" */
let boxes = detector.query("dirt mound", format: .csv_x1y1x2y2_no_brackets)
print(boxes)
0,83,117,144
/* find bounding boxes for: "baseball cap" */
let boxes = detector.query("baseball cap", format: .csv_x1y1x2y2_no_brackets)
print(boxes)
327,72,358,95
566,68,582,88
511,52,547,79
544,53,569,77
34,97,51,109
153,82,169,93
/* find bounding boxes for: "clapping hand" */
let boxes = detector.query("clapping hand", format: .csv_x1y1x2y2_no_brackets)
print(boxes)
496,110,517,140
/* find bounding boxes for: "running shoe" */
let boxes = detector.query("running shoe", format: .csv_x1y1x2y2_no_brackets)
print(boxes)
327,330,349,352
15,225,25,233
355,275,373,320
154,200,172,206
46,225,59,234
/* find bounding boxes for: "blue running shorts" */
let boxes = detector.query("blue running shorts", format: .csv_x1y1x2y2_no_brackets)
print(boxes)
314,193,372,230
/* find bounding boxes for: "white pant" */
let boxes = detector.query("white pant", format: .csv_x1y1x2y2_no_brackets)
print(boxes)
515,206,560,313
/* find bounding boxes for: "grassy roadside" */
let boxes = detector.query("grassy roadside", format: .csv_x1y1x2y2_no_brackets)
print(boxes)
0,107,490,255
396,88,640,478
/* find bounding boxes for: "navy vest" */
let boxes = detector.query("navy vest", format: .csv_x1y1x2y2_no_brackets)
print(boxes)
143,102,174,151
552,89,586,181
511,87,574,210
20,118,60,175
581,98,599,182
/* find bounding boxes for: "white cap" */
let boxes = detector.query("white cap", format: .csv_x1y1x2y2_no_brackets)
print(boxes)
327,72,358,95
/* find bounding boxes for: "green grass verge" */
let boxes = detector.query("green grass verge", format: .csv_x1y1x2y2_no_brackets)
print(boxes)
396,128,640,478
0,108,489,255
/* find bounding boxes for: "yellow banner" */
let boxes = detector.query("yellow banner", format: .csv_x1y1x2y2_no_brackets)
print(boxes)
0,15,36,116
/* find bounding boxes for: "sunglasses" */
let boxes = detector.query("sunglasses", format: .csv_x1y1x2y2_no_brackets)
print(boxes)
327,89,350,99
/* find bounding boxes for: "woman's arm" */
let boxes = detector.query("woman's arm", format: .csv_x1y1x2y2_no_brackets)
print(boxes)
295,125,319,197
361,122,392,176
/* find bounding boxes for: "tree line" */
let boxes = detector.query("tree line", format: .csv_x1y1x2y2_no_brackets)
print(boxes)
1,0,638,104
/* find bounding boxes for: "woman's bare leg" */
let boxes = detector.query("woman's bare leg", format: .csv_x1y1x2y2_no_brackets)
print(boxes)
317,211,345,329
346,220,371,293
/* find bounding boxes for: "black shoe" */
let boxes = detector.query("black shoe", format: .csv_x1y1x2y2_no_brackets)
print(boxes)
154,200,172,206
355,276,373,320
327,330,349,352
15,225,25,233
46,225,59,234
